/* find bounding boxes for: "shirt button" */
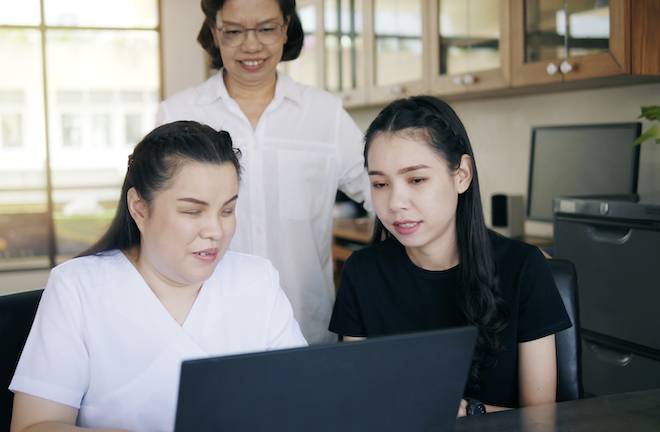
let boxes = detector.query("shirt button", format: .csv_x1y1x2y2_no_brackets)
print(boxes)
256,226,262,233
253,145,259,151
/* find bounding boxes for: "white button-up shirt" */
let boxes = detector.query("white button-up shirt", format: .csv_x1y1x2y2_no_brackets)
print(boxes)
157,71,370,343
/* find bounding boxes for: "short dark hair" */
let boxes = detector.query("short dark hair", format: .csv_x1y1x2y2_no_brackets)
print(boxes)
364,96,510,391
78,121,242,257
197,0,304,70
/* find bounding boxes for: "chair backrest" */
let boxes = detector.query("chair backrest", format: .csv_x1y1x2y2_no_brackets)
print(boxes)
548,259,583,402
0,289,43,432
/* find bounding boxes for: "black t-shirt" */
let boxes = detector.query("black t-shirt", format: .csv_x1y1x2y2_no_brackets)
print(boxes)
329,231,572,408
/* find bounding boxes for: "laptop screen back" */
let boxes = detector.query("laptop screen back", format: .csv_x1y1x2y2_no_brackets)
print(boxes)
175,326,478,432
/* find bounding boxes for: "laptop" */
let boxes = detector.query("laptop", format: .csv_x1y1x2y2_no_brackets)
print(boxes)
174,326,478,432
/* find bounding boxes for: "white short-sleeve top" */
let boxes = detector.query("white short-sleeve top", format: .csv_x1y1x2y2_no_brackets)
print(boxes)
10,250,306,432
156,71,372,344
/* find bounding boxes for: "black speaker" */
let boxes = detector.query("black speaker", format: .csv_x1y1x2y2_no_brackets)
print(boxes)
491,194,524,238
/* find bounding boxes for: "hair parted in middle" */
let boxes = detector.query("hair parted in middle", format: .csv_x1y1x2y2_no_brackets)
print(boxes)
197,0,304,70
363,95,511,392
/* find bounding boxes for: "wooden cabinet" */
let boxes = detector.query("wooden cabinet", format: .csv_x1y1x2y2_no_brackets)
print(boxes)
430,0,511,95
511,0,660,87
283,0,660,106
365,0,430,104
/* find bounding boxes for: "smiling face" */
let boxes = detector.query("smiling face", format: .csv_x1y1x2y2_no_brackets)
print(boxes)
213,0,288,90
367,132,473,270
128,161,239,291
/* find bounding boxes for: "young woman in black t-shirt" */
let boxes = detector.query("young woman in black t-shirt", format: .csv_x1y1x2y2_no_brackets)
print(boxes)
329,96,570,416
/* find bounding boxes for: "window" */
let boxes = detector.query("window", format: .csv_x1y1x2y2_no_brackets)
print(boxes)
0,0,161,271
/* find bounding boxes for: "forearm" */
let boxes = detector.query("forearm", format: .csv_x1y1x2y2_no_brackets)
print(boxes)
14,423,130,432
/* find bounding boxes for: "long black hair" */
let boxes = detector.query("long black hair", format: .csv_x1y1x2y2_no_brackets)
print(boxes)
78,121,242,258
364,95,510,391
197,0,304,70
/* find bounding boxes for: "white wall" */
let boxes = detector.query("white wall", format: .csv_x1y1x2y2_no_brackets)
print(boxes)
160,0,207,98
347,82,660,237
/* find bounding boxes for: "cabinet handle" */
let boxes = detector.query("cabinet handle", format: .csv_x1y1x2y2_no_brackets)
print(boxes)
385,85,403,95
452,75,475,86
546,63,559,76
585,225,632,244
560,60,573,74
585,340,632,367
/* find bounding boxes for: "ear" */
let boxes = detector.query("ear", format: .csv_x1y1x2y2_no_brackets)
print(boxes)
454,154,473,195
127,187,148,232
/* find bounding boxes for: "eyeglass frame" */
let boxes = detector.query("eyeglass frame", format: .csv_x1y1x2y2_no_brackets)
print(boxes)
214,19,288,47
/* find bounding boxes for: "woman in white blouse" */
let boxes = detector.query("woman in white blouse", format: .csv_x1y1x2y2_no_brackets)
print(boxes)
10,121,306,432
156,0,371,344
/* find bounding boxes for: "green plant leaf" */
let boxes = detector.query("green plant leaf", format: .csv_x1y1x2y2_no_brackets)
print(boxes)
637,105,660,121
630,124,660,147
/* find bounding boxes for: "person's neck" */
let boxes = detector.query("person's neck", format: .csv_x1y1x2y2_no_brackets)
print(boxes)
223,70,277,105
405,235,460,272
124,247,202,326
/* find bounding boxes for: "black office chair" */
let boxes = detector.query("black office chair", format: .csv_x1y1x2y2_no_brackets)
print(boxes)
548,259,583,402
0,289,43,432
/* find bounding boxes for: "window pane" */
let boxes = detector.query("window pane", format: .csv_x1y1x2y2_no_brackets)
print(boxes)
282,4,317,88
325,0,363,93
0,0,41,26
374,0,422,87
0,28,49,269
439,0,500,76
45,29,159,258
524,0,566,62
53,187,119,257
566,1,609,58
44,0,159,28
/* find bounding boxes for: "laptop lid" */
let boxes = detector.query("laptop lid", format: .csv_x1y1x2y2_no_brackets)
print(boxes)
174,326,478,432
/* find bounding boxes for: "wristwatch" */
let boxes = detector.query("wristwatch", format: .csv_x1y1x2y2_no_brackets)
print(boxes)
464,397,487,415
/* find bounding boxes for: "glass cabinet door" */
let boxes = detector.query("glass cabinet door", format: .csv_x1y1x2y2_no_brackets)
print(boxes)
324,0,365,105
369,0,426,104
433,0,509,94
512,0,629,86
278,1,320,88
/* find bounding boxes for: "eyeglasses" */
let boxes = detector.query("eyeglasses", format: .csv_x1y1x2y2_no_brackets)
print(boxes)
216,21,286,47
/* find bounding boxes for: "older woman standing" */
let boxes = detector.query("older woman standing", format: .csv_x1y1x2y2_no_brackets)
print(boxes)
157,0,370,344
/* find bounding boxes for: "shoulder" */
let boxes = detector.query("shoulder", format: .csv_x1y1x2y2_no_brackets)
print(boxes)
159,74,225,114
51,251,127,282
278,72,343,113
488,231,545,268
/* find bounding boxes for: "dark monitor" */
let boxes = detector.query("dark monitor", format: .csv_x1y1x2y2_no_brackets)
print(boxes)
526,123,641,222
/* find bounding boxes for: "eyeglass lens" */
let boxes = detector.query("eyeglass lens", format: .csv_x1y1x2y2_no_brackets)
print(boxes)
220,22,283,46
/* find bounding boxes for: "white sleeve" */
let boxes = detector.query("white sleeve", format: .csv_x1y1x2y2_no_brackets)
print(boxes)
265,261,308,350
9,266,90,409
334,105,373,212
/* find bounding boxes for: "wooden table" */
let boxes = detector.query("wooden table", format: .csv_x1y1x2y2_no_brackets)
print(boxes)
455,388,660,432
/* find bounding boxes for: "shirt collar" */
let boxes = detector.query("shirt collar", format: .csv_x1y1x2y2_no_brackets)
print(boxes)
196,69,303,108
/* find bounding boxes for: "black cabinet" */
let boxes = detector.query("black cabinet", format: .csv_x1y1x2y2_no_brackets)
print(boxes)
554,194,660,396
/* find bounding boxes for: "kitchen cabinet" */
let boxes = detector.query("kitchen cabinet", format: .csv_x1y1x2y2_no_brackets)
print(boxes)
430,0,511,95
365,0,430,104
283,0,660,106
511,0,649,87
280,0,368,107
